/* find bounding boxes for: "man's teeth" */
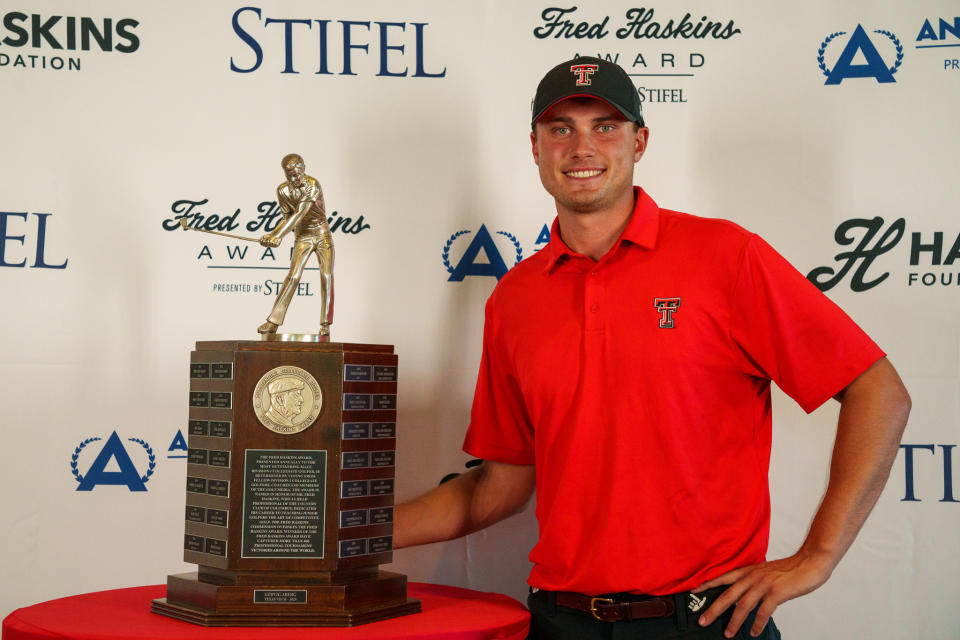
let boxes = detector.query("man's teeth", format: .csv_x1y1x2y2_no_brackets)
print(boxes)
566,169,603,178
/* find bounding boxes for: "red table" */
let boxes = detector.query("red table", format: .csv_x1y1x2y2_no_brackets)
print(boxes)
2,583,529,640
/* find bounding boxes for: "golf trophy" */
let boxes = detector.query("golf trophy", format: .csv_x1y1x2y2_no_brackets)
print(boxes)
151,155,420,626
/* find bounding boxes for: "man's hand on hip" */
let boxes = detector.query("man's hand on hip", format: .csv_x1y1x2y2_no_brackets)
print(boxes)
693,549,834,638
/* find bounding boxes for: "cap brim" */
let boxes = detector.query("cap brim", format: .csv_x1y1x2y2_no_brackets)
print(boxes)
532,93,638,125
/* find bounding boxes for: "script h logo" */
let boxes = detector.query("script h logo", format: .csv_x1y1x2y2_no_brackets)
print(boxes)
570,63,599,86
806,217,905,292
654,297,681,328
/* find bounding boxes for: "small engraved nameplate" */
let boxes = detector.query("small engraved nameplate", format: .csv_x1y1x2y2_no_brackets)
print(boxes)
187,449,208,465
206,508,228,527
210,392,232,409
190,363,211,379
339,539,367,558
370,479,394,496
205,538,227,556
342,452,370,469
342,423,371,439
208,480,229,497
254,590,307,604
340,480,368,498
343,394,371,410
209,450,230,467
371,451,396,467
374,366,397,381
210,421,231,438
370,507,394,524
372,422,396,438
211,363,233,379
340,509,368,528
186,477,207,494
184,534,204,552
344,365,372,381
369,535,393,553
189,392,210,408
373,394,397,410
185,505,205,523
188,420,209,436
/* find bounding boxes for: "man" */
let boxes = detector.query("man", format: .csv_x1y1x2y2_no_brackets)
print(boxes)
395,57,910,639
264,378,304,428
258,153,334,337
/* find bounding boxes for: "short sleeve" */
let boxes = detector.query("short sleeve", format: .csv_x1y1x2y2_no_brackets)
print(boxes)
462,296,536,464
729,235,885,413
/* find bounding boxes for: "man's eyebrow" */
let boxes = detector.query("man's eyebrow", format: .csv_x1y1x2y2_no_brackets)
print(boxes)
541,115,622,125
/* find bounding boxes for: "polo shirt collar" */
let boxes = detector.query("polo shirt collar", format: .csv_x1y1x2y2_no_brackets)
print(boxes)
542,187,660,273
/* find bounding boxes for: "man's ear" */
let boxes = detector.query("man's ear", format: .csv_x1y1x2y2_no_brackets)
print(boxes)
531,131,540,166
634,127,650,162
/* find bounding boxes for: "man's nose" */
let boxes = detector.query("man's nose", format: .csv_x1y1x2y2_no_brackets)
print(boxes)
571,133,596,158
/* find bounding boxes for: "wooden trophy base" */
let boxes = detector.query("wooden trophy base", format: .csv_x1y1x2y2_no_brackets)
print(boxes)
151,570,420,627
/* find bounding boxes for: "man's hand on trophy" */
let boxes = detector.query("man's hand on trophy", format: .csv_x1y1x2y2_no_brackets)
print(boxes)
259,234,281,248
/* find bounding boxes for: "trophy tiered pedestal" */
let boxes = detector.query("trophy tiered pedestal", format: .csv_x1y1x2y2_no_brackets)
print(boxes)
151,340,420,626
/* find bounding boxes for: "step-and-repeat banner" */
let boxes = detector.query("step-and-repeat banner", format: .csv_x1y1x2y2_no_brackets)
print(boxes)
1,1,957,637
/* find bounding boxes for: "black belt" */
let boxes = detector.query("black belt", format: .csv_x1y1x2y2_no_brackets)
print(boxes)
545,585,724,624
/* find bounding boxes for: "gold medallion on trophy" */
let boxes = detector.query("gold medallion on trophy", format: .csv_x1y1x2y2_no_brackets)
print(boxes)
252,366,323,434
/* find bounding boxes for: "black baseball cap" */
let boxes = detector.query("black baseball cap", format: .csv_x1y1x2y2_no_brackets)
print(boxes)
531,56,644,127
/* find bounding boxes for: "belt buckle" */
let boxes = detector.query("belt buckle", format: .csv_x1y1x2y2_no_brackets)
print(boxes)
589,597,614,621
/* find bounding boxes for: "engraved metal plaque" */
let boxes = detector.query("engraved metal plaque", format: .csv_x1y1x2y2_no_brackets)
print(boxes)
241,449,326,558
252,366,323,435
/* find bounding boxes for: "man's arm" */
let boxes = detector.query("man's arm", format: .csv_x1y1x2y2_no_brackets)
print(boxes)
697,356,910,638
394,460,536,549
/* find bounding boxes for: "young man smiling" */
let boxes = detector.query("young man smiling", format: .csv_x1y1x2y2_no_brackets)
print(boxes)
395,57,910,639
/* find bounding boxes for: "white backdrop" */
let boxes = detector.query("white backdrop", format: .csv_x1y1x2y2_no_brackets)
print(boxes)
1,1,958,637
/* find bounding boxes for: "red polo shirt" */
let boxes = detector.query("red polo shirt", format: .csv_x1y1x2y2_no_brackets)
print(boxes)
463,188,883,596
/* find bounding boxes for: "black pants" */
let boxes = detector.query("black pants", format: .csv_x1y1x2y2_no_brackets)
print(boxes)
527,589,782,640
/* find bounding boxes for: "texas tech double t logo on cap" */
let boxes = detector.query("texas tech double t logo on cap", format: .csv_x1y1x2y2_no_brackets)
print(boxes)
570,63,599,86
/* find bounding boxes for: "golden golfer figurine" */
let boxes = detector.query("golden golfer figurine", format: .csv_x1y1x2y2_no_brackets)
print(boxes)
178,153,334,340
257,154,335,338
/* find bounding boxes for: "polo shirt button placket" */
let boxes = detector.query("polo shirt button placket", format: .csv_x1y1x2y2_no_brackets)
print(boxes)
585,268,602,330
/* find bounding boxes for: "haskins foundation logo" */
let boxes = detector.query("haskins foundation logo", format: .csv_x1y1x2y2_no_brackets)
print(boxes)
0,11,139,72
806,217,960,291
531,7,742,106
817,25,903,85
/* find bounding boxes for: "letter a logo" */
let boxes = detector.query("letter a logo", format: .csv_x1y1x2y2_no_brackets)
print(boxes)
825,25,897,85
447,225,512,281
76,431,148,491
